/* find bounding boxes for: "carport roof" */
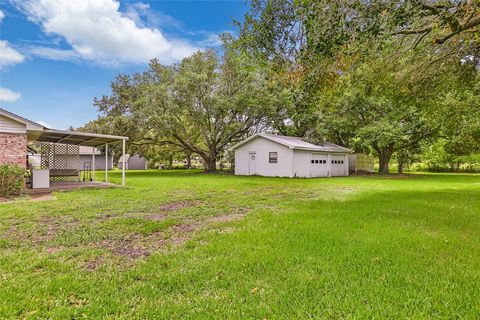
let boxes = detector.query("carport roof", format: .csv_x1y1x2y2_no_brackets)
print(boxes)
0,107,128,147
35,128,128,147
231,133,353,153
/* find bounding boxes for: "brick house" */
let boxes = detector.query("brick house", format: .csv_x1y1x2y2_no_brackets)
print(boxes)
0,108,44,168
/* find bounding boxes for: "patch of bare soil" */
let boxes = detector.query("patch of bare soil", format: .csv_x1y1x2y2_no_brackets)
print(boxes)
7,217,60,244
4,203,249,266
97,211,167,222
3,216,79,246
33,217,61,243
158,200,201,212
98,209,249,261
83,256,105,271
98,232,150,260
29,193,56,202
215,226,236,234
0,196,20,204
144,213,167,221
206,212,247,223
45,246,64,254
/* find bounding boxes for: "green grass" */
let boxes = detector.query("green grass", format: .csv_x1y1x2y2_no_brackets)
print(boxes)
1,170,479,319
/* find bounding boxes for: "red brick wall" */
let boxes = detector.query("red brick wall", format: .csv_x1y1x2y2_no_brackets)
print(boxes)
0,133,27,168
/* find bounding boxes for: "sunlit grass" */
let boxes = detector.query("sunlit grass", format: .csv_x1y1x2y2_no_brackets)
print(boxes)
0,170,479,318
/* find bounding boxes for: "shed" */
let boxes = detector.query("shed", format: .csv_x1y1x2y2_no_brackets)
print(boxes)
79,146,114,171
231,133,353,178
118,154,148,170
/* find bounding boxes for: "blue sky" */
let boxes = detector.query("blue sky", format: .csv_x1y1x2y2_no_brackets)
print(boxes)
0,0,247,129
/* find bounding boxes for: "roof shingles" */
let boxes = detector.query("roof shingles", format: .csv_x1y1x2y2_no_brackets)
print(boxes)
233,133,353,153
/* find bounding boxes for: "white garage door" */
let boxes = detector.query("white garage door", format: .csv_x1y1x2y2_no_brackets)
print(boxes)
310,153,328,177
331,155,346,176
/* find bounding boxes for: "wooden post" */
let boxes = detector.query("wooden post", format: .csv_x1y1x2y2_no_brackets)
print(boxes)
122,139,126,187
105,142,108,182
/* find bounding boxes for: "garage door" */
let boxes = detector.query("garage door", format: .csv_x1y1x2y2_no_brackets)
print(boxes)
310,153,328,177
331,155,346,176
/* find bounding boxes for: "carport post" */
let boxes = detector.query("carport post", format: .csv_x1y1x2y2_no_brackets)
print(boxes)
105,142,108,182
122,139,126,187
92,147,95,181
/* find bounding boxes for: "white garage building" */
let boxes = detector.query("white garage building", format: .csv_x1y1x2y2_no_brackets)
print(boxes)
232,133,353,178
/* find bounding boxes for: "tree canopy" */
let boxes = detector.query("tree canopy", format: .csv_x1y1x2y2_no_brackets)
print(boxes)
235,0,480,173
86,0,480,174
92,49,278,172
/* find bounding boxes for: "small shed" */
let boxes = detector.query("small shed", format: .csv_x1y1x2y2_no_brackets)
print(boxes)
118,154,148,170
231,133,353,178
79,146,114,171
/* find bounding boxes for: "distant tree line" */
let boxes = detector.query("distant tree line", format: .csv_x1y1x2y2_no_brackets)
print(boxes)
82,0,480,173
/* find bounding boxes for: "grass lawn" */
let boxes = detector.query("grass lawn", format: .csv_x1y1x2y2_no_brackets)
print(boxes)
1,170,479,319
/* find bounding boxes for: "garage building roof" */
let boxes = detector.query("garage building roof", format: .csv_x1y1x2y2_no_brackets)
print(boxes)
231,133,353,153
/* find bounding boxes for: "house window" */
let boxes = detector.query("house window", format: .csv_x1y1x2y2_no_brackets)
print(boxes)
269,152,278,163
311,160,315,164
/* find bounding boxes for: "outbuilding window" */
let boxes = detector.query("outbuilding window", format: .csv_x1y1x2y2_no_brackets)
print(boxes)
269,152,278,163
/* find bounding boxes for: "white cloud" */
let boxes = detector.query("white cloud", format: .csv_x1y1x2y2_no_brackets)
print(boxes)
124,2,151,27
0,41,26,69
195,32,224,48
0,9,26,69
12,0,199,65
125,2,184,31
26,46,80,63
0,87,22,102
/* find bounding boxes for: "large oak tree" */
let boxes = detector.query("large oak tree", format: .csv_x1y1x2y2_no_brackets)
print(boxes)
94,49,276,172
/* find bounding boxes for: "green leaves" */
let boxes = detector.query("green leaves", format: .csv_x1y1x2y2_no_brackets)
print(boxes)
90,49,277,171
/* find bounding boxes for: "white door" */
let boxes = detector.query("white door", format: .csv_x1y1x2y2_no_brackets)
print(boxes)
310,153,328,177
331,155,346,176
248,152,256,175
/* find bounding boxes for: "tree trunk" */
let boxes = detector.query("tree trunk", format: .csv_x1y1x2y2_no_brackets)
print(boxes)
398,160,404,174
206,159,216,172
204,148,217,173
186,154,192,169
377,146,394,174
449,162,455,172
168,155,173,169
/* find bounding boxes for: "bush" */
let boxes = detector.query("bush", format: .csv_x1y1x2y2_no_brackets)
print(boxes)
410,162,480,173
0,165,25,197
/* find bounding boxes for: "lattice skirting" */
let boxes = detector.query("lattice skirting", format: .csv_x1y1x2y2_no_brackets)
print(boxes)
40,143,81,182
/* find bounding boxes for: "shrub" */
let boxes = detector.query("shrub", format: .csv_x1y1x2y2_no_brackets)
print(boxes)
0,165,25,197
